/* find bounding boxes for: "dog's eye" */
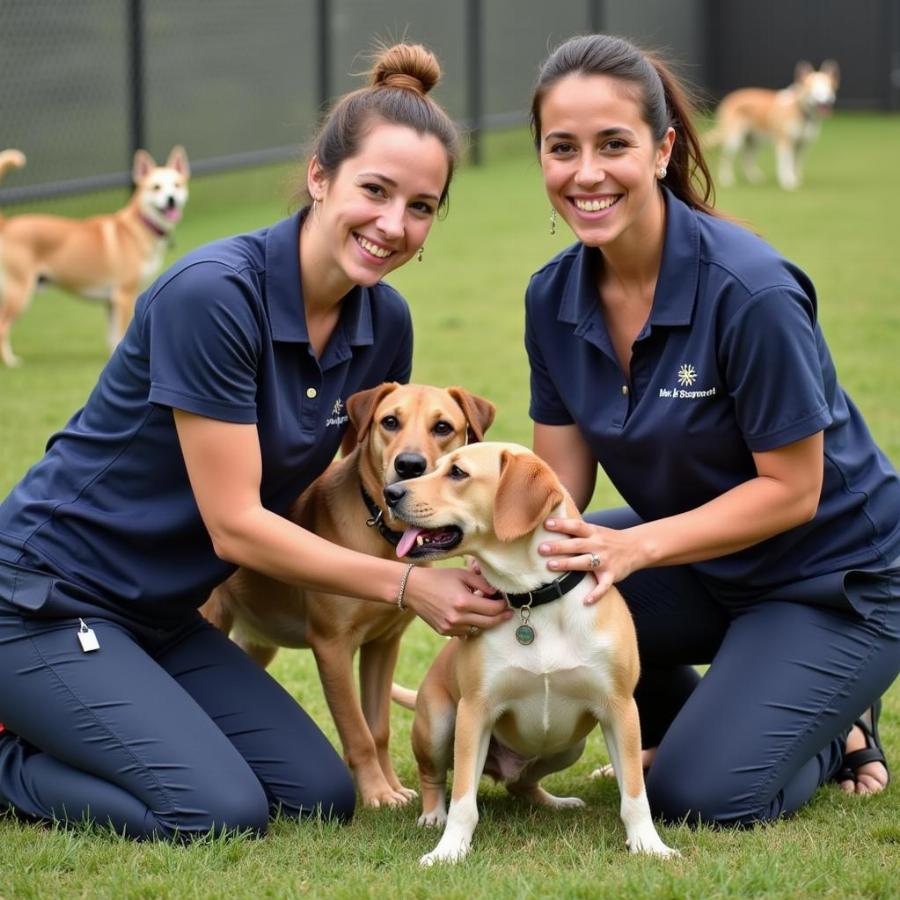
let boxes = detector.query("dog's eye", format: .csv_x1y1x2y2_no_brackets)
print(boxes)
380,415,400,431
447,465,469,480
432,421,453,436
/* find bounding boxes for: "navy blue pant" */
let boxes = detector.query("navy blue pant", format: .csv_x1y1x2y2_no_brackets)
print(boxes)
587,508,900,827
0,600,355,839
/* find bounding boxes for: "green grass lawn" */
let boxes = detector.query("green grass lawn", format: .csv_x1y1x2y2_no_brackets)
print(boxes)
1,114,898,898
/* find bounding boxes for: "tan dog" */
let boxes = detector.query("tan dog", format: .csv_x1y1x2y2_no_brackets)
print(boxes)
201,382,495,808
384,442,676,864
706,61,839,190
0,146,189,366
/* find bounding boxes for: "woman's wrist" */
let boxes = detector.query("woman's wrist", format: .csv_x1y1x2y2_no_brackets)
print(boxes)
395,563,416,611
629,524,663,569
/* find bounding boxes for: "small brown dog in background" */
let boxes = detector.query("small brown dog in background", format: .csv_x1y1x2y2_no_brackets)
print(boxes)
201,382,495,808
0,146,189,366
706,61,839,190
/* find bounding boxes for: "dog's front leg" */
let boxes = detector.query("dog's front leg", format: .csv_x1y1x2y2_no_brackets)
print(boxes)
774,139,799,190
600,698,678,858
420,696,491,866
312,637,409,808
359,633,417,801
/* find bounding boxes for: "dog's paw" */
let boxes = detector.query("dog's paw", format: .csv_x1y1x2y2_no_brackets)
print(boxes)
417,808,448,828
393,784,419,803
419,838,470,866
362,784,418,808
589,763,616,780
544,794,586,809
626,831,680,859
519,784,587,809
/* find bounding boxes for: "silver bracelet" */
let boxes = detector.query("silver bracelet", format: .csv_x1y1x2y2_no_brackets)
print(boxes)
396,563,415,611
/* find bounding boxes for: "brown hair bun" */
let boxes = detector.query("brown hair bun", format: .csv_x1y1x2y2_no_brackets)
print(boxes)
370,43,441,96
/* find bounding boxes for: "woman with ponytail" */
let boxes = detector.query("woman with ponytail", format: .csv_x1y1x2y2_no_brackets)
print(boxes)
0,43,509,840
525,34,898,827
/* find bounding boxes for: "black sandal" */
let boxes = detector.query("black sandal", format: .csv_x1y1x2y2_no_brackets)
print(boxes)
836,698,891,788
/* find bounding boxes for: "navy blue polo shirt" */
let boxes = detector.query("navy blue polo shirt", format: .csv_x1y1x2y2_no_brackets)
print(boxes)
526,188,900,605
0,212,412,623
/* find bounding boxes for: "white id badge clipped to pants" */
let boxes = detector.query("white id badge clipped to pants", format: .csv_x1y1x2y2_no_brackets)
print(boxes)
77,618,100,653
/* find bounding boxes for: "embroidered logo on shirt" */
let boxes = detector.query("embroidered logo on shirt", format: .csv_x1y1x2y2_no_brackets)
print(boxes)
326,398,349,428
659,364,717,400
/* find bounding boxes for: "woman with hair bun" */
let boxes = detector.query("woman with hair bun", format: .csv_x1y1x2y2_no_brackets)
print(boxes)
0,42,508,839
525,34,898,827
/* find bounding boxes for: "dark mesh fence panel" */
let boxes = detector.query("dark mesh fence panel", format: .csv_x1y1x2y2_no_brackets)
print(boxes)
330,1,466,120
144,1,318,167
483,1,588,127
0,0,130,196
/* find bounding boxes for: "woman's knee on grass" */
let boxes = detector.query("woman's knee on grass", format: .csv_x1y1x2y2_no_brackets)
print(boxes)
645,754,780,828
154,769,270,840
274,759,357,825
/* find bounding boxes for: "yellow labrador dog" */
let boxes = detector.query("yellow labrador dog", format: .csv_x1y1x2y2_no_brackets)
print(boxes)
706,60,839,190
384,442,676,864
0,146,189,366
201,382,495,808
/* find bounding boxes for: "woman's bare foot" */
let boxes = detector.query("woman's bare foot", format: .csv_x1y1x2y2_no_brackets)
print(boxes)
839,724,890,795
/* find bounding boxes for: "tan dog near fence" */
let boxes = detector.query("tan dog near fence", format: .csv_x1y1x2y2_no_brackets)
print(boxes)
384,442,677,864
0,146,189,366
706,61,839,190
201,382,495,808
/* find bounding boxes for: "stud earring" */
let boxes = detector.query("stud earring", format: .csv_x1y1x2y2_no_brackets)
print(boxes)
658,166,667,180
417,245,424,263
549,208,557,236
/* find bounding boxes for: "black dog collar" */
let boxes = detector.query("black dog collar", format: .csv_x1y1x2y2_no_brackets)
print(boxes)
503,570,588,609
360,484,403,548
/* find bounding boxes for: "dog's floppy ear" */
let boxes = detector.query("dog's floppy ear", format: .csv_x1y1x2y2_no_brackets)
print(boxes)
820,59,840,88
132,150,157,183
344,382,400,452
447,387,496,443
794,60,813,82
493,449,563,543
166,145,190,177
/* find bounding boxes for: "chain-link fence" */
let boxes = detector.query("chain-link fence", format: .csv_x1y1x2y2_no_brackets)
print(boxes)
1,0,897,205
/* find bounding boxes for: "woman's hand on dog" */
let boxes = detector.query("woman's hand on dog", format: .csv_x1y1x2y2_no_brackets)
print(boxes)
404,567,511,637
538,517,647,605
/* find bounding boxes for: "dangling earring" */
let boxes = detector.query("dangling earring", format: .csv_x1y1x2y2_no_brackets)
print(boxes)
549,208,557,236
658,166,667,180
417,245,424,263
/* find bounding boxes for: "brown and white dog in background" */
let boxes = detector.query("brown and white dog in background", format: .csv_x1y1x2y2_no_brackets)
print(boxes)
0,146,189,366
384,442,676,865
201,382,495,809
706,61,839,190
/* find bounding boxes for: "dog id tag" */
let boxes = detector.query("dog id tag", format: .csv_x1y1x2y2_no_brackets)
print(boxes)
77,619,100,653
515,606,535,646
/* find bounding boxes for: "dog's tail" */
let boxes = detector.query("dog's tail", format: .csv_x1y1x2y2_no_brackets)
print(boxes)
391,681,417,710
0,150,27,221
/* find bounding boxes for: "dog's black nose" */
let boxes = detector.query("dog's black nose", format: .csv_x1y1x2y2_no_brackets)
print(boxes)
383,484,407,509
394,453,427,479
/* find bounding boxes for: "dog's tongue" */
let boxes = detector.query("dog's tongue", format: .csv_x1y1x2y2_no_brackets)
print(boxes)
164,207,182,222
396,527,423,559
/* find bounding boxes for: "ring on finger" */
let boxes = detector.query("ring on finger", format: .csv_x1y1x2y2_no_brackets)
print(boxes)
588,552,601,569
